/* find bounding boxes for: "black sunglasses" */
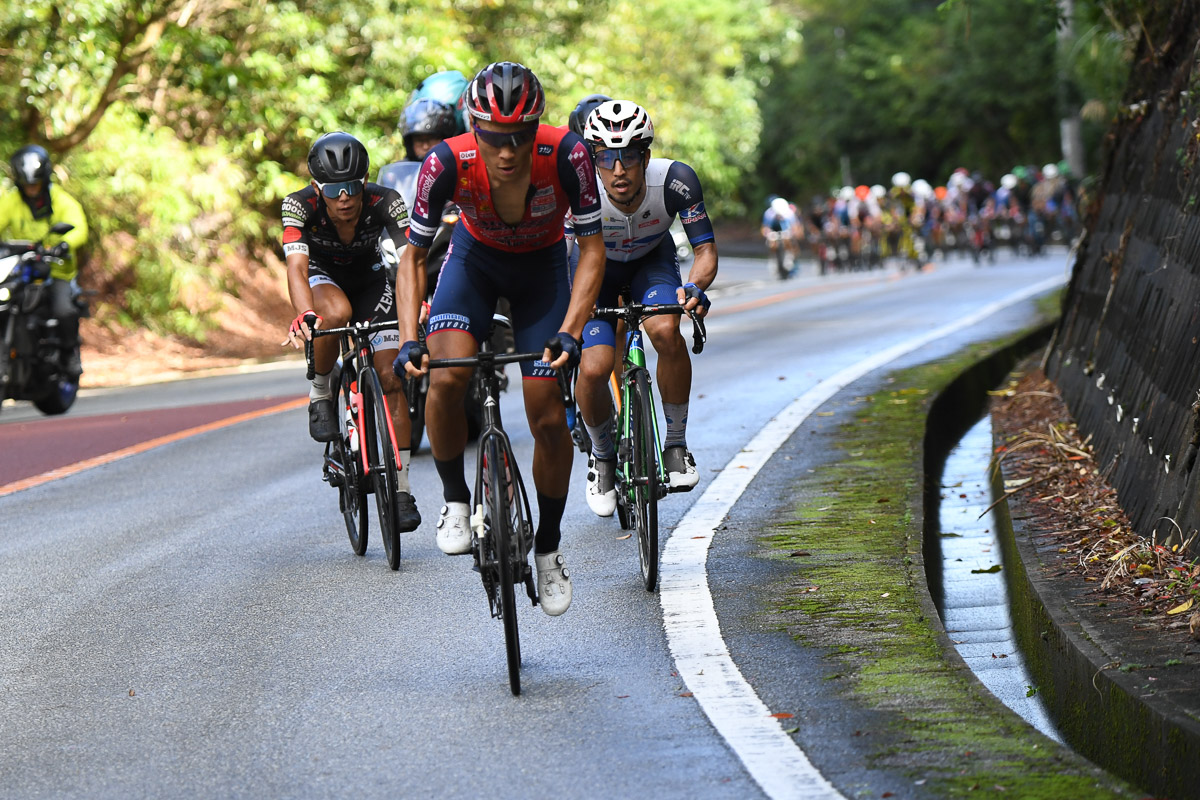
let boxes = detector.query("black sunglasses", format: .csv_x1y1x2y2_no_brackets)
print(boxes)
473,124,539,149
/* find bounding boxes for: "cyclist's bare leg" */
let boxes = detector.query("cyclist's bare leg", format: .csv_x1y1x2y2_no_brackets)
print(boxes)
310,284,352,375
576,344,617,429
644,314,691,406
523,377,573,553
425,329,475,462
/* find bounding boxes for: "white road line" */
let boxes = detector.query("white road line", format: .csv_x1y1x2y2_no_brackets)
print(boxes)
660,275,1066,799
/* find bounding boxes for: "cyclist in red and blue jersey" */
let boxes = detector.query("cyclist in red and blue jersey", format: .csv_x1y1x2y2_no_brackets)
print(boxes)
281,131,421,532
393,62,606,616
566,100,717,518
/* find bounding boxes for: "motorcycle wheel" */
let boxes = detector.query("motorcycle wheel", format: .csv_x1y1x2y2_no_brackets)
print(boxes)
34,375,79,415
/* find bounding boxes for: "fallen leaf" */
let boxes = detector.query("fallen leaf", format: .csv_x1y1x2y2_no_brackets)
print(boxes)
616,534,632,540
784,726,799,734
816,411,834,416
882,793,895,798
679,692,693,697
128,689,136,697
617,695,629,699
971,565,1002,574
788,550,811,557
876,497,890,503
1167,598,1194,615
691,536,706,540
881,592,890,598
769,712,794,719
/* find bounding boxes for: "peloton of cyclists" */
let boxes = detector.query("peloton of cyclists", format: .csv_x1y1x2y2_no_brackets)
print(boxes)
393,61,607,617
566,99,717,518
281,131,421,532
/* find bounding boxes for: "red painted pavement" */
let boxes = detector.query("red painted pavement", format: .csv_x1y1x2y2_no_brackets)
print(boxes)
0,396,304,487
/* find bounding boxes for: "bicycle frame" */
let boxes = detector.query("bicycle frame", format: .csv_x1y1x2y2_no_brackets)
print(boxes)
618,328,666,492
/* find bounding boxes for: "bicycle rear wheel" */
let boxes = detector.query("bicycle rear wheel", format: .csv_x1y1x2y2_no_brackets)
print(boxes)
337,367,369,556
631,370,660,591
484,435,522,695
363,368,402,570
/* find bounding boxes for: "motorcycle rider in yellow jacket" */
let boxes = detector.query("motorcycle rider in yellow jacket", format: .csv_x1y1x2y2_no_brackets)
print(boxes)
0,145,89,377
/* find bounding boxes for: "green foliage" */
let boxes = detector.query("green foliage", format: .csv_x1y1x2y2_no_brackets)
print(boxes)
0,0,1143,336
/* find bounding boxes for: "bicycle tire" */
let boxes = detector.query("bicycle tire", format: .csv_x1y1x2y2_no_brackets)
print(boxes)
631,370,660,591
363,368,402,570
485,435,522,695
409,375,427,453
338,368,369,556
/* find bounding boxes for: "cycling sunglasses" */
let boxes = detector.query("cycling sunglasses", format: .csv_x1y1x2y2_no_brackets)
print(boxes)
472,123,539,149
316,179,365,199
593,147,647,170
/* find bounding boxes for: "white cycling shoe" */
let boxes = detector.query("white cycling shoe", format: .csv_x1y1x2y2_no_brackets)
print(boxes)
585,454,617,517
535,550,573,616
436,502,472,555
664,446,699,492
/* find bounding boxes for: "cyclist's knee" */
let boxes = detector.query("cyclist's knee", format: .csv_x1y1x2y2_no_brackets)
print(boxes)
646,321,685,356
578,351,614,386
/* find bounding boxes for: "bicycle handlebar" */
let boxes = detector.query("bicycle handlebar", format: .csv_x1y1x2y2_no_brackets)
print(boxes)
304,319,397,380
415,343,574,412
590,302,707,355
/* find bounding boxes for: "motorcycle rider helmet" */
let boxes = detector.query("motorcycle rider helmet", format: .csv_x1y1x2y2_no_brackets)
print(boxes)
891,171,912,189
582,100,654,150
568,93,613,138
400,98,459,160
465,62,545,124
10,145,52,188
307,131,369,184
410,70,470,134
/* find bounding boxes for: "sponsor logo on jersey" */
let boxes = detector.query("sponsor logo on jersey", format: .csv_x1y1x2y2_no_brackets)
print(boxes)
642,209,652,218
568,141,599,208
415,153,445,219
638,219,661,229
460,149,476,160
537,144,553,156
282,227,303,243
429,313,471,333
681,202,708,224
282,242,308,257
387,196,408,223
669,179,692,201
530,186,557,217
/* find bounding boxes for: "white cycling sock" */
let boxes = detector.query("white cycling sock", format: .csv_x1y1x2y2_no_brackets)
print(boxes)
309,370,333,402
585,417,616,460
397,449,411,493
663,401,689,448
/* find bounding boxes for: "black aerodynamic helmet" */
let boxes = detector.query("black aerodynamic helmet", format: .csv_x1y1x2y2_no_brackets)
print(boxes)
401,99,459,148
307,131,369,183
10,144,52,187
568,93,613,139
464,61,545,124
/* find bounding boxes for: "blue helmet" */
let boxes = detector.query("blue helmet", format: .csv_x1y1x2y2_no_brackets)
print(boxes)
410,70,470,134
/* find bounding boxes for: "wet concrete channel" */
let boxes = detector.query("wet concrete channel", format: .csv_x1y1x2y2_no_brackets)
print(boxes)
933,414,1064,744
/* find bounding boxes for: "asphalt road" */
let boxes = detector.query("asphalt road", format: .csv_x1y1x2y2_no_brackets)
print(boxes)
0,249,1071,798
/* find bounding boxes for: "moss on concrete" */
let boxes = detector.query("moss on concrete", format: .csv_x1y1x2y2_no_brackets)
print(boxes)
762,334,1139,798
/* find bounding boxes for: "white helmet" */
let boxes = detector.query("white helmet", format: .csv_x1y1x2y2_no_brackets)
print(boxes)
912,178,932,198
891,171,911,189
838,185,855,201
1041,162,1059,179
771,197,790,215
1000,173,1018,190
870,184,886,198
582,100,654,149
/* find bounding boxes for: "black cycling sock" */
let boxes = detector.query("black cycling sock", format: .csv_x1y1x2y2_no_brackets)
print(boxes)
434,453,471,504
534,491,567,554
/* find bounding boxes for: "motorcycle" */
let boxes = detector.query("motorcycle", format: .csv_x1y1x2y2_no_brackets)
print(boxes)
376,161,509,451
0,222,87,415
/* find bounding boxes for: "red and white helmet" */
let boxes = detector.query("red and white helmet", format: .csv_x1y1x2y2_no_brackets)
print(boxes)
582,100,655,149
464,61,545,124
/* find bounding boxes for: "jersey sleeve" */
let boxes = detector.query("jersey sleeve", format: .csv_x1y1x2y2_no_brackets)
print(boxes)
407,143,458,248
557,132,602,237
664,161,714,247
280,191,311,258
376,185,410,251
51,188,89,251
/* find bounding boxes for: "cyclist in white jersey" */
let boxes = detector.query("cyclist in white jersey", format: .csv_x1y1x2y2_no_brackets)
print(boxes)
565,100,717,516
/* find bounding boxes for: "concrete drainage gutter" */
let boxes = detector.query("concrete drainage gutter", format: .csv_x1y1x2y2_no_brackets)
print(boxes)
924,326,1200,799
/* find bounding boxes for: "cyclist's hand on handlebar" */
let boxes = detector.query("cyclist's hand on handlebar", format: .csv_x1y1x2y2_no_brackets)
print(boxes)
395,339,428,378
679,283,711,317
544,332,581,370
283,309,322,348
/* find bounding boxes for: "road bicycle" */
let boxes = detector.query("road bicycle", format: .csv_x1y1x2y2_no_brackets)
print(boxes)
590,299,706,591
305,318,406,570
410,314,571,695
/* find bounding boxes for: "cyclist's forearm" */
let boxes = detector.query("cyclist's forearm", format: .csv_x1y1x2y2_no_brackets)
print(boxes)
285,253,314,313
686,242,718,292
564,237,605,337
396,246,426,340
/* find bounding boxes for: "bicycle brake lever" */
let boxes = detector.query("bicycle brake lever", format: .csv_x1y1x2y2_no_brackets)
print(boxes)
305,336,315,380
688,309,707,355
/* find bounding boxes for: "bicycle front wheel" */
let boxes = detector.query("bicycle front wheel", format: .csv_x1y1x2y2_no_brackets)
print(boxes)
631,370,660,591
363,368,402,570
338,367,369,556
484,435,522,695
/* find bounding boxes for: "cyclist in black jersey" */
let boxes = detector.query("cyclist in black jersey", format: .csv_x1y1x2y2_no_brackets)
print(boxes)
281,131,420,531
